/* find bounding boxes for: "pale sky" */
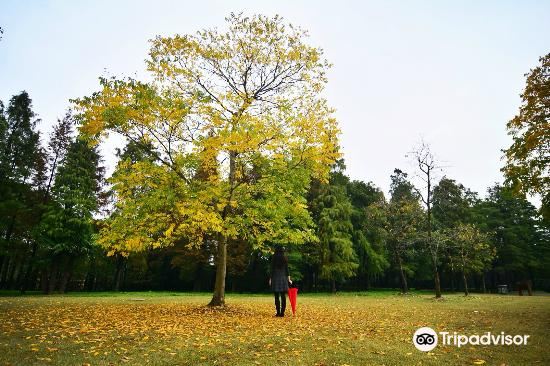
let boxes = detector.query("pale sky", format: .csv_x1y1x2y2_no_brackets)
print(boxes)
1,0,549,200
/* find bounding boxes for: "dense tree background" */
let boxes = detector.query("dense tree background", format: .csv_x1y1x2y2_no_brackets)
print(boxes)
1,89,549,295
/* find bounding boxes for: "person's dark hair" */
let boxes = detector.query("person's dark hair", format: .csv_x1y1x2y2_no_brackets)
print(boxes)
272,246,287,269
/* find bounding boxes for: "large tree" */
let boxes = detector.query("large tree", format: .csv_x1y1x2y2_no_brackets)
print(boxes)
347,179,389,288
309,169,358,293
432,177,476,228
503,53,550,220
384,169,423,293
20,113,75,293
432,177,477,291
0,92,43,290
473,184,548,283
37,139,104,293
448,223,495,296
74,14,340,305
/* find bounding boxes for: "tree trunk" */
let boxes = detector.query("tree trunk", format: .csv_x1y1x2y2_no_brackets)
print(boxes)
58,256,73,294
84,261,94,291
434,268,442,298
231,277,237,292
91,272,98,291
481,272,487,294
40,270,49,293
3,213,18,288
47,261,59,294
449,258,455,292
425,164,440,299
0,255,8,288
450,271,455,292
59,269,71,294
27,269,38,291
193,264,202,292
5,256,16,289
1,256,11,289
397,254,408,293
12,258,24,289
20,242,39,294
331,279,336,293
209,237,227,306
113,255,125,291
462,271,469,296
208,148,237,306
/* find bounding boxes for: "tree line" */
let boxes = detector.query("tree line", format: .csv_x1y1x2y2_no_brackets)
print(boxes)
0,93,104,293
1,91,548,296
0,16,548,302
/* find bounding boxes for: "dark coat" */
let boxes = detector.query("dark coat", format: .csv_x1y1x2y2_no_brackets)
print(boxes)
270,261,289,292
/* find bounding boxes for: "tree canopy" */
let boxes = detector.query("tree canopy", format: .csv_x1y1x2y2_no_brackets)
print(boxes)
503,53,550,220
73,13,340,305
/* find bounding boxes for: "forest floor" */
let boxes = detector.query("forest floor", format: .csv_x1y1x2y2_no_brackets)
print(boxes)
0,291,549,365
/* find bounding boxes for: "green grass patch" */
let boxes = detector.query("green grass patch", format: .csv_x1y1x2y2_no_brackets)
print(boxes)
1,292,548,365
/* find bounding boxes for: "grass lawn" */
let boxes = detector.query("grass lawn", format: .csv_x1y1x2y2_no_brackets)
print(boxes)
1,291,549,365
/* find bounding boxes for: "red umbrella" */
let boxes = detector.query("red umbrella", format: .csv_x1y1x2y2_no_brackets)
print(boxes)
287,286,298,315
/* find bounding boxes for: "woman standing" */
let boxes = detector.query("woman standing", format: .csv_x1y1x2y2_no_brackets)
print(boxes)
269,246,292,317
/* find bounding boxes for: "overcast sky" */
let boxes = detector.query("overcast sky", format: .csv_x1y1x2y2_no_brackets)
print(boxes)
1,0,549,200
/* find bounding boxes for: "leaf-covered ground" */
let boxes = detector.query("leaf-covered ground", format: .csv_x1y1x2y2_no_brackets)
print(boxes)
0,292,549,365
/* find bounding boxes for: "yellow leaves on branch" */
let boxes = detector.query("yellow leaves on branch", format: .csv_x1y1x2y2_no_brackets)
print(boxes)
73,13,341,254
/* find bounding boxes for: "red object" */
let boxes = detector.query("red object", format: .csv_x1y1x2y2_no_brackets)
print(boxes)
287,287,298,315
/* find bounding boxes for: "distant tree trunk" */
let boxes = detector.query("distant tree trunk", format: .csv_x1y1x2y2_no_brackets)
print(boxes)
331,279,336,293
40,270,49,293
462,271,469,296
1,257,11,289
0,255,7,288
396,254,408,293
113,255,125,291
47,260,59,294
84,261,95,291
450,272,455,292
27,269,39,291
481,272,487,293
85,269,97,291
59,269,71,294
20,263,33,294
20,241,40,294
12,259,24,289
3,214,18,287
209,236,227,306
48,273,57,294
193,264,202,292
449,258,455,292
58,257,74,294
5,256,16,289
434,267,442,298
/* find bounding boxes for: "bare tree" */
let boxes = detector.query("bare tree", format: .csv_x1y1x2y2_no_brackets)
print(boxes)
408,141,446,298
